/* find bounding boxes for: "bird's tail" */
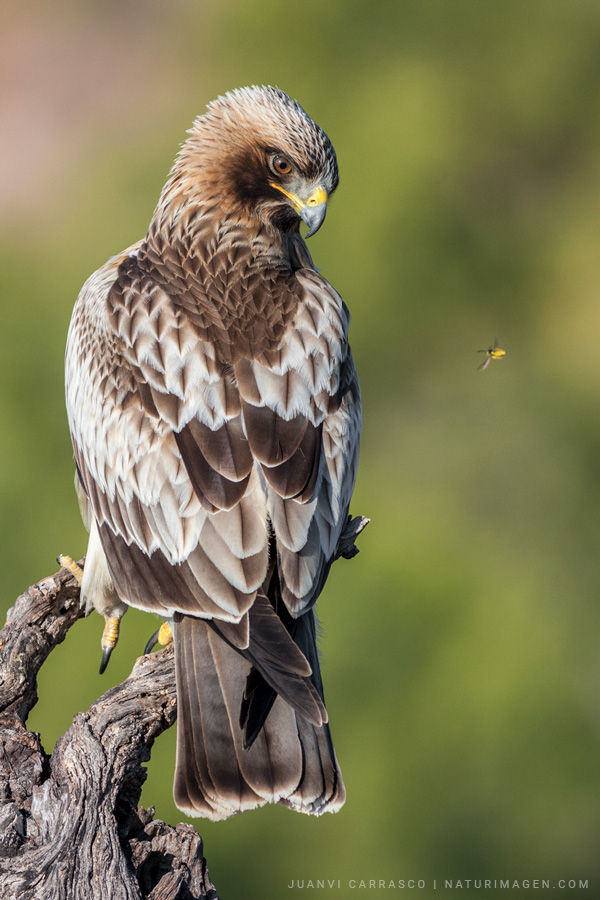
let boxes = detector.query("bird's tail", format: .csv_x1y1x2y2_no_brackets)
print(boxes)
172,610,345,820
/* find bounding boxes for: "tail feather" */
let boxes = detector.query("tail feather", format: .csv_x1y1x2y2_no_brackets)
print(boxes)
173,617,255,817
238,601,326,748
279,611,346,814
281,714,346,815
214,591,327,728
239,666,278,749
172,613,345,820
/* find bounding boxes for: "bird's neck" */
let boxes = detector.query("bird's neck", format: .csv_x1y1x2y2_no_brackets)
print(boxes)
148,181,290,270
143,212,316,302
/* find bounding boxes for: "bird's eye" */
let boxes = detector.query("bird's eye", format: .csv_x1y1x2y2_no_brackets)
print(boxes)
270,155,293,176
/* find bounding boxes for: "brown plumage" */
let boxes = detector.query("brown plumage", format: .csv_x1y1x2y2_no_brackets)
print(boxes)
65,86,361,819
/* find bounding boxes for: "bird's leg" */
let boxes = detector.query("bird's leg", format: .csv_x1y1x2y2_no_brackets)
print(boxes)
58,553,123,673
57,553,84,585
144,621,173,655
99,614,122,674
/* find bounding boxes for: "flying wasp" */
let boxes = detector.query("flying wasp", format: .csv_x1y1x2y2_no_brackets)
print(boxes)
478,338,506,371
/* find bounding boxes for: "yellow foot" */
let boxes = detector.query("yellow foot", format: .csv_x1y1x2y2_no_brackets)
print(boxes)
144,621,173,655
57,554,84,585
99,614,121,675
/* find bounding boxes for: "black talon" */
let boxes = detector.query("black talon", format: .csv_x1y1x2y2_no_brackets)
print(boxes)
99,645,113,675
144,628,161,656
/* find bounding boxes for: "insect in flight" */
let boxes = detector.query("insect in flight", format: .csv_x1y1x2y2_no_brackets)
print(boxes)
478,338,506,371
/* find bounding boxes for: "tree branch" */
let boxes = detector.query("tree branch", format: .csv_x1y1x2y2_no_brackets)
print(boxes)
0,568,217,899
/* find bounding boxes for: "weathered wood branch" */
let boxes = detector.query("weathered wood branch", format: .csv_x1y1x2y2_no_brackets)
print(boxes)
0,569,218,899
0,515,368,899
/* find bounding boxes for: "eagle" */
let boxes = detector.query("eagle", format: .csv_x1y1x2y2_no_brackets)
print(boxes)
65,86,361,820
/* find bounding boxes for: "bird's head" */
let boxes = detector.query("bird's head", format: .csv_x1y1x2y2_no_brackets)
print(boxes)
162,86,339,240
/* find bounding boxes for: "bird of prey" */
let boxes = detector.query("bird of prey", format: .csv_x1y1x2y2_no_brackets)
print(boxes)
65,86,361,820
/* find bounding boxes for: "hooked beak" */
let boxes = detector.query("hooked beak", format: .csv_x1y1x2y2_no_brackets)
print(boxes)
269,183,329,238
300,196,328,238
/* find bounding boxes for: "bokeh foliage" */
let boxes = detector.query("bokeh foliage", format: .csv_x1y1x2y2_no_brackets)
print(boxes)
2,1,600,896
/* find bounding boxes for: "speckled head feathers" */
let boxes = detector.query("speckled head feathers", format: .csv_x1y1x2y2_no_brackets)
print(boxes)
171,85,338,198
200,86,338,188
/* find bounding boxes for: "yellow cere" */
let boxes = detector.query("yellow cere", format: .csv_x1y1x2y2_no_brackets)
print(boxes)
305,185,328,207
269,182,327,211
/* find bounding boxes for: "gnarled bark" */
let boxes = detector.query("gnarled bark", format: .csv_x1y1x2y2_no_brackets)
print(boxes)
0,568,217,899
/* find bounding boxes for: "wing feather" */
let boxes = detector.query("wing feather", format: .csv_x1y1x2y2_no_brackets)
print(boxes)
242,403,308,465
174,422,251,512
188,416,252,480
260,421,321,501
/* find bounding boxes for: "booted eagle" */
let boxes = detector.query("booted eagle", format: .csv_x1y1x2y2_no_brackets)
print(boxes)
65,86,361,820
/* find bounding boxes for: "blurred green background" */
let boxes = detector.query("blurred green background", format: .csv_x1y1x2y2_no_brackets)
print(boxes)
2,0,600,896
